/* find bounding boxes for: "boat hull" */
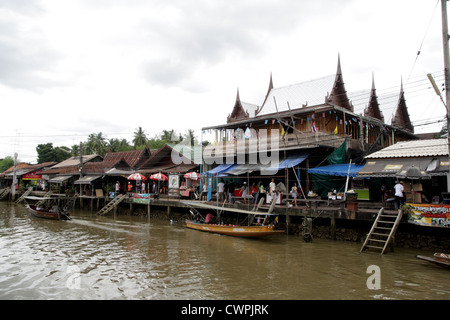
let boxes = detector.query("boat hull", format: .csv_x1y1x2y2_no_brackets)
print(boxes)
416,253,450,268
185,220,283,238
26,204,70,221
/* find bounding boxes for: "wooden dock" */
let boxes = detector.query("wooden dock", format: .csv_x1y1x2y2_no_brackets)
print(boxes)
7,189,400,225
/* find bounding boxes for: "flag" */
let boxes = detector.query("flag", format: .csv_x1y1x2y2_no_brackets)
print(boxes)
281,126,285,136
333,126,338,135
311,122,318,132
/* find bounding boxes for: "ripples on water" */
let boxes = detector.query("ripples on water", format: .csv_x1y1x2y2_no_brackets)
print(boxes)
0,202,449,300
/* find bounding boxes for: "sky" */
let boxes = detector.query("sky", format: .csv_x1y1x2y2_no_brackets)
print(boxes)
0,0,447,163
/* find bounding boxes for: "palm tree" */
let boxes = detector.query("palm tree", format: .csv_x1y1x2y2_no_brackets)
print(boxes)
87,132,107,156
109,138,132,152
183,129,197,146
133,127,148,147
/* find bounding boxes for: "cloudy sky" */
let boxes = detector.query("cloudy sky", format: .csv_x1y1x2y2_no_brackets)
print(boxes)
0,0,446,163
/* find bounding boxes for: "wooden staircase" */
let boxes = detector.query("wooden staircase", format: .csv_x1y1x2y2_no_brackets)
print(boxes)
15,187,33,204
63,192,79,211
36,191,53,207
97,194,127,216
360,207,403,255
0,188,10,200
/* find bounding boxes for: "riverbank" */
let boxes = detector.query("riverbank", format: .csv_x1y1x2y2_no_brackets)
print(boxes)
7,191,450,253
121,203,450,253
286,218,450,253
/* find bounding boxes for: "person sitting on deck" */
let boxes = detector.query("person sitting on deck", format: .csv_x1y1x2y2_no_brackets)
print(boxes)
205,213,215,224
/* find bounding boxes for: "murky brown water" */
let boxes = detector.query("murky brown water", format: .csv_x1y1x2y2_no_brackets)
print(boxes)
0,201,449,300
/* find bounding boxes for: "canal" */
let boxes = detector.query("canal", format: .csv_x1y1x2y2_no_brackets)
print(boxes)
0,201,448,300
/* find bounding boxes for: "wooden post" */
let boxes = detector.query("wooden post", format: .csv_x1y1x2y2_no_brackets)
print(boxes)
330,217,336,240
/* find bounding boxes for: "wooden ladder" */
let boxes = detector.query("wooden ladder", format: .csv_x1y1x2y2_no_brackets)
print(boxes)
36,191,53,207
0,188,11,200
63,192,79,211
15,187,33,204
96,194,127,216
360,207,403,255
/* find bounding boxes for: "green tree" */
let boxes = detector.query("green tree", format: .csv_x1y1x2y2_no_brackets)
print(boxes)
160,129,181,143
133,127,148,147
109,138,132,152
183,129,198,146
36,143,69,163
86,132,108,156
0,156,15,172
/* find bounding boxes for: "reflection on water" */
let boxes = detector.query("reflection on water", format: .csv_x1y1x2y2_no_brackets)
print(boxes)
0,202,449,300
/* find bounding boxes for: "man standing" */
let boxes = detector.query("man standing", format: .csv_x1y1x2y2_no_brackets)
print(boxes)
217,179,225,202
394,181,404,210
269,179,276,196
115,181,121,197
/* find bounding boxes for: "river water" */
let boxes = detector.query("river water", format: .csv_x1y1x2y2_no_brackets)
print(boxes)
0,201,448,300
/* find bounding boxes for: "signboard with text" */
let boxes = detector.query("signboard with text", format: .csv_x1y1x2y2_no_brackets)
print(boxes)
407,203,450,228
132,193,151,204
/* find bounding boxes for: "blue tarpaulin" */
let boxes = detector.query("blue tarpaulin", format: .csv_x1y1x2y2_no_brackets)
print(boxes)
265,154,309,171
205,163,237,175
205,154,308,176
308,164,364,177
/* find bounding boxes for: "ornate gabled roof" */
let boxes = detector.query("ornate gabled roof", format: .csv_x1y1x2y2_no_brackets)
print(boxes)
363,75,384,121
227,89,259,123
256,74,336,116
391,80,414,132
255,56,352,117
326,55,353,112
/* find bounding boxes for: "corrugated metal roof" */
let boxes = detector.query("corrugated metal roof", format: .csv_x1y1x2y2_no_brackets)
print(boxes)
257,75,335,116
52,155,101,168
366,139,448,158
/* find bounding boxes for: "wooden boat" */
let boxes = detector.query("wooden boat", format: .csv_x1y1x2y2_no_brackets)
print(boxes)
182,199,284,238
185,219,284,238
25,204,71,221
416,253,450,268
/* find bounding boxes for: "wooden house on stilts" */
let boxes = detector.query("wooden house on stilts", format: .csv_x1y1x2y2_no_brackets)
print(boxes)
202,56,418,198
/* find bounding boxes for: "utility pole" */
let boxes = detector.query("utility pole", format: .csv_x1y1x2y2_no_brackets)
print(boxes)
11,152,17,200
442,0,450,191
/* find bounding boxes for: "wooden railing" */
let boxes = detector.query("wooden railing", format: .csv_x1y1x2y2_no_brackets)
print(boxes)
203,132,347,159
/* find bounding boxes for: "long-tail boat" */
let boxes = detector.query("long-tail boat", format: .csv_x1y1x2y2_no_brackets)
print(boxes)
25,203,71,221
416,253,450,268
182,199,284,238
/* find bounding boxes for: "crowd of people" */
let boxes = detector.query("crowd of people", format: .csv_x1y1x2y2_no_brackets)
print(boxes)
205,178,299,207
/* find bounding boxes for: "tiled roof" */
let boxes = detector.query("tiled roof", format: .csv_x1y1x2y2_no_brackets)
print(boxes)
366,139,448,158
103,147,154,169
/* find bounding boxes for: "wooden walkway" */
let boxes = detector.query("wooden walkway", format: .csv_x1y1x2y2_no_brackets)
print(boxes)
6,190,401,223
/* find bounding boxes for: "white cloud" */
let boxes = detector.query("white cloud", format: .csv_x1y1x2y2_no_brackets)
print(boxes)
0,0,446,162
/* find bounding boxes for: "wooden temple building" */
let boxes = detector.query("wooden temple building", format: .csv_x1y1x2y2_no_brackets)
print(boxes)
202,56,418,196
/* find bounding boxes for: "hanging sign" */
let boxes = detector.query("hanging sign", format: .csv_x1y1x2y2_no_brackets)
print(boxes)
22,172,43,180
407,203,450,228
